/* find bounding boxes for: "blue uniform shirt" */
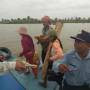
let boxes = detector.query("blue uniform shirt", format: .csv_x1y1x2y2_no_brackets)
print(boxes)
53,50,90,86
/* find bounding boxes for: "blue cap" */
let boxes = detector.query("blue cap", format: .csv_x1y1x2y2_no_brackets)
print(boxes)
70,30,90,43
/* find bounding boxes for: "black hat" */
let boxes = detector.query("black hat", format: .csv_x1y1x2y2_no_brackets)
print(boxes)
70,30,90,43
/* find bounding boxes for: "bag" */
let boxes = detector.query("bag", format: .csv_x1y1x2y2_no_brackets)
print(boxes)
47,70,64,85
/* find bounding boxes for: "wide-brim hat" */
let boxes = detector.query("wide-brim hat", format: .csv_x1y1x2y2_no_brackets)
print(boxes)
18,27,27,35
70,30,90,43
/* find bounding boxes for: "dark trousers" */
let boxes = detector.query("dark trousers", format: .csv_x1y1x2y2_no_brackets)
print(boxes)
41,49,47,63
41,41,49,63
62,81,90,90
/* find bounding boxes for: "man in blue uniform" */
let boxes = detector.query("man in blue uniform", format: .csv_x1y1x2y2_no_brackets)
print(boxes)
53,30,90,90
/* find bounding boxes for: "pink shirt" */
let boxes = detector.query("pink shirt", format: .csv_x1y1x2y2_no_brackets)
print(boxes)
50,39,63,61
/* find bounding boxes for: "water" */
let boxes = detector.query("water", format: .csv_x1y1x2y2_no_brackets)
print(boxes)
0,23,89,55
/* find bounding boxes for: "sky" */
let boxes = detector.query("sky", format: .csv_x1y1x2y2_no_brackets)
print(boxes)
0,0,90,19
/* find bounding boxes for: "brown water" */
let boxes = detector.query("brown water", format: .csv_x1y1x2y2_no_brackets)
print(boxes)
0,23,89,55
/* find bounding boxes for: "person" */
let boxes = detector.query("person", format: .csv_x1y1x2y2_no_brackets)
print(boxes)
35,16,53,64
0,47,26,74
53,30,90,90
18,27,38,78
0,57,26,74
39,30,64,88
49,30,63,62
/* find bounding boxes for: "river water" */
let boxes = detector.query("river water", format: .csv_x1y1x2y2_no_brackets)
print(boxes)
0,23,89,55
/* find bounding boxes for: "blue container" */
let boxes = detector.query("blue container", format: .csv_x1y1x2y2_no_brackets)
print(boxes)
0,73,25,90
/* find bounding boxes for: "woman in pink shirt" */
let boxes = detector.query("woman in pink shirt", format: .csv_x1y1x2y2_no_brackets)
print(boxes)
49,30,63,68
39,30,63,88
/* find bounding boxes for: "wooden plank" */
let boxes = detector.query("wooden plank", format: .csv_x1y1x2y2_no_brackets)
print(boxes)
55,21,63,37
42,42,52,80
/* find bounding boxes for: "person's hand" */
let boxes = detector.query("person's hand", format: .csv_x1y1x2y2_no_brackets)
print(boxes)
49,57,54,61
34,36,40,39
59,64,69,73
15,61,26,72
25,62,38,68
35,35,48,42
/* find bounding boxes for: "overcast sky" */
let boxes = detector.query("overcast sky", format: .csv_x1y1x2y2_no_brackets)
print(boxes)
0,0,90,19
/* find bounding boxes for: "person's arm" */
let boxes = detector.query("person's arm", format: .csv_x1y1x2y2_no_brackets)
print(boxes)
0,61,16,73
0,61,26,74
52,54,69,73
35,35,49,44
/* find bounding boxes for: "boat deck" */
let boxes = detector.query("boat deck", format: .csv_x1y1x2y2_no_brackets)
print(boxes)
10,69,58,90
0,55,59,90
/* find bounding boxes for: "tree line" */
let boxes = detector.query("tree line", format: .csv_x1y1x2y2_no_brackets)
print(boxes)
0,16,90,24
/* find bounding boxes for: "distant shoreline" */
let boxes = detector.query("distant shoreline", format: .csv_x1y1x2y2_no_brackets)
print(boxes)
0,16,90,24
0,22,90,24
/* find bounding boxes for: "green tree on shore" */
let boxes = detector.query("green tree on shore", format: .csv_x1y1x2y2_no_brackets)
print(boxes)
0,16,90,24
